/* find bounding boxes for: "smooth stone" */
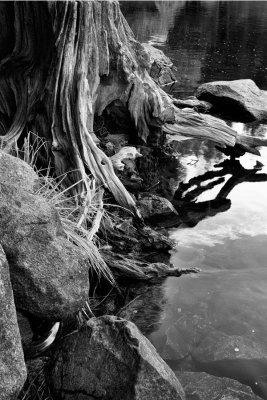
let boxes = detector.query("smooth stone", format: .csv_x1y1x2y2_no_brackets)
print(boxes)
196,79,267,122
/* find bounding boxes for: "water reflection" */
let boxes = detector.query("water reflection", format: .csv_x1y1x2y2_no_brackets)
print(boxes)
122,3,267,396
122,1,267,98
145,123,267,398
172,157,267,229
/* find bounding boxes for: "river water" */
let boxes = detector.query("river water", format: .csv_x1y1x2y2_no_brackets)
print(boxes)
122,2,267,397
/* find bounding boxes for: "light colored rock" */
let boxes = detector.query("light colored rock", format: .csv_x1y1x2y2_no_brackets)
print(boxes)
0,245,27,400
178,372,261,400
51,315,185,400
0,182,89,320
196,79,267,122
0,150,39,193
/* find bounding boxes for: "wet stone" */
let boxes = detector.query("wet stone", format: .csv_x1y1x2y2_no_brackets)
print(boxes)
177,372,262,400
192,330,267,362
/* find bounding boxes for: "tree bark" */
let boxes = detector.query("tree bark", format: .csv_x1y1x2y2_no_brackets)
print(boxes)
0,0,266,213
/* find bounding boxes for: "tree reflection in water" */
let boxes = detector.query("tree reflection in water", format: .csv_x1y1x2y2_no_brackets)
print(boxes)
172,157,267,229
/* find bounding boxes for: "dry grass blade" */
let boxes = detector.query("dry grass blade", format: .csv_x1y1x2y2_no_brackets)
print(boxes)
5,132,116,286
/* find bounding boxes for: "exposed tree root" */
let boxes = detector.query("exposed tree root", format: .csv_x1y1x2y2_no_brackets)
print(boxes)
0,0,266,216
101,249,200,281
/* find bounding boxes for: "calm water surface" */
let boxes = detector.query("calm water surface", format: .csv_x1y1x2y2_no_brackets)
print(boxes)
122,2,267,397
122,1,267,97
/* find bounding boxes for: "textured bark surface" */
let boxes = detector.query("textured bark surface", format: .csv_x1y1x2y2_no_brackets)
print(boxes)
0,0,266,215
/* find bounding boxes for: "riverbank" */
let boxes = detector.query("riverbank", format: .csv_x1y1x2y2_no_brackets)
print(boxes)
1,1,267,399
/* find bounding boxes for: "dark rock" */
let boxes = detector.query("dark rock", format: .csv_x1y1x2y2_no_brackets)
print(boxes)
173,96,212,113
196,79,267,122
0,182,89,320
137,193,181,227
159,313,209,360
17,312,60,358
20,357,51,400
17,311,33,350
0,150,39,193
0,245,27,399
139,225,175,251
178,372,261,400
51,316,185,400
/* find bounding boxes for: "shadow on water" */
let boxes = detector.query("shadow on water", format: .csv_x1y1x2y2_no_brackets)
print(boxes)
121,3,267,396
171,157,267,229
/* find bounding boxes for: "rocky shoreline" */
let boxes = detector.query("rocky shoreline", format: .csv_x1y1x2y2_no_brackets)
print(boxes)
1,32,267,400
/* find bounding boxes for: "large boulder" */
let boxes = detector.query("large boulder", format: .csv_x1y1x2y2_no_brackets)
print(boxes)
178,372,261,400
196,79,267,122
51,315,185,400
0,150,39,193
0,182,89,320
0,245,27,400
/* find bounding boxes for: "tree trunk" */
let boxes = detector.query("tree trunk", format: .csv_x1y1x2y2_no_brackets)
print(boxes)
0,0,266,213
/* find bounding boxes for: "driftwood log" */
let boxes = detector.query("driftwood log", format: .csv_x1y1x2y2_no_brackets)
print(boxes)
0,0,267,214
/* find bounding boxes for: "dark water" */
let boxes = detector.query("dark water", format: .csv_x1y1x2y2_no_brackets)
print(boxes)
122,2,267,397
122,1,267,98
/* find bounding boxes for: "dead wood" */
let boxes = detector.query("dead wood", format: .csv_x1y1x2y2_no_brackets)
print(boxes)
0,0,266,217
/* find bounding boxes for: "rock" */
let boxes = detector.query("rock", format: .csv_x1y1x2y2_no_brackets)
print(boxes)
160,313,210,360
0,245,27,400
143,43,173,67
173,96,212,113
0,182,89,320
192,330,267,362
137,193,181,227
196,79,267,122
143,43,177,87
139,225,175,251
51,316,185,400
178,372,261,400
0,150,39,193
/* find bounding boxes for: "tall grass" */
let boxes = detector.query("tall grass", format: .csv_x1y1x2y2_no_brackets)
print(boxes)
11,132,116,286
